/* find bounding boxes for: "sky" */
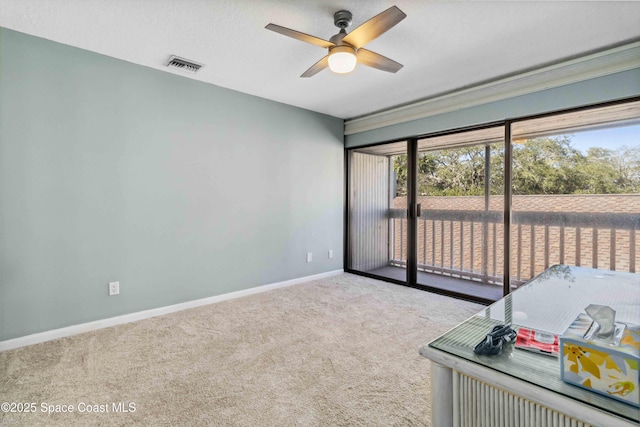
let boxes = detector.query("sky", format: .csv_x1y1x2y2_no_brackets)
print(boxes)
569,123,639,153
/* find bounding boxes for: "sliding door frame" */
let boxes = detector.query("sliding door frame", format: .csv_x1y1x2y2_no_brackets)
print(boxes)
406,139,418,288
344,95,640,305
503,121,513,296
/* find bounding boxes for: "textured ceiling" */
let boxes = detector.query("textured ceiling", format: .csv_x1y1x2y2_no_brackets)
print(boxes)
1,0,639,120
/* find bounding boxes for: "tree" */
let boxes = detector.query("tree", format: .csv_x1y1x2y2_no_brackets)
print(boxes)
391,135,640,196
580,147,619,194
392,154,408,196
610,146,640,192
418,147,487,196
393,144,504,197
511,136,585,195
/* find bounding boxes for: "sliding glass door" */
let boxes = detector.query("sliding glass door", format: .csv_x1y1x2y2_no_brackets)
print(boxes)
347,130,505,302
415,127,505,301
509,100,640,290
347,98,639,303
347,131,507,301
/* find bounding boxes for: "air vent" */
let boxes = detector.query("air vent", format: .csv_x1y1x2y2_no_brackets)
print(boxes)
166,55,204,73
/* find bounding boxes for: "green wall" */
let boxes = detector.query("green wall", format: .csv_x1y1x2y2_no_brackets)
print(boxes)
0,28,344,341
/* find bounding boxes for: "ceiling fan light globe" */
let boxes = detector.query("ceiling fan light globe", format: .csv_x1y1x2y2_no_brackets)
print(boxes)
328,46,357,74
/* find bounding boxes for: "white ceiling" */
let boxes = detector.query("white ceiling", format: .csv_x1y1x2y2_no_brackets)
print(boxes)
1,0,639,120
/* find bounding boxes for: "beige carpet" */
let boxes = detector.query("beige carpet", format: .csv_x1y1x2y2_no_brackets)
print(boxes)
1,273,483,426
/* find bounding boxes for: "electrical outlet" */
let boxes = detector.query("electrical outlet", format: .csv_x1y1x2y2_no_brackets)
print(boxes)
306,252,313,263
328,250,334,259
109,281,120,296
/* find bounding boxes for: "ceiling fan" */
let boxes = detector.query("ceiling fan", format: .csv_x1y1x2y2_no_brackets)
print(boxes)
266,6,406,77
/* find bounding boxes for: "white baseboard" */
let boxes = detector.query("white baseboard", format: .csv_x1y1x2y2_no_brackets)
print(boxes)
0,269,344,352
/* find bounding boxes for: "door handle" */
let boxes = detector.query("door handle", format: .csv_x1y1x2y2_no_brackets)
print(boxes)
409,203,422,218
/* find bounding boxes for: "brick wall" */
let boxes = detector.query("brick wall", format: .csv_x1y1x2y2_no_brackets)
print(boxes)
391,194,639,282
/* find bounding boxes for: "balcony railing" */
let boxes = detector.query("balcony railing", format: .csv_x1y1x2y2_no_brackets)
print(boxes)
389,208,638,287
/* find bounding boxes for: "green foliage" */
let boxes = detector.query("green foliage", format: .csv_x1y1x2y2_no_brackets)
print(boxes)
419,147,488,196
511,136,583,195
392,154,408,195
392,136,640,196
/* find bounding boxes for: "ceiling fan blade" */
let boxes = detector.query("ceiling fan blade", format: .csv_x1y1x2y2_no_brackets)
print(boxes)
342,6,406,49
265,23,335,48
356,49,403,73
301,55,329,78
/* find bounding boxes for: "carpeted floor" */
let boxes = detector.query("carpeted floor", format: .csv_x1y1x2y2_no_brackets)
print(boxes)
0,273,483,426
